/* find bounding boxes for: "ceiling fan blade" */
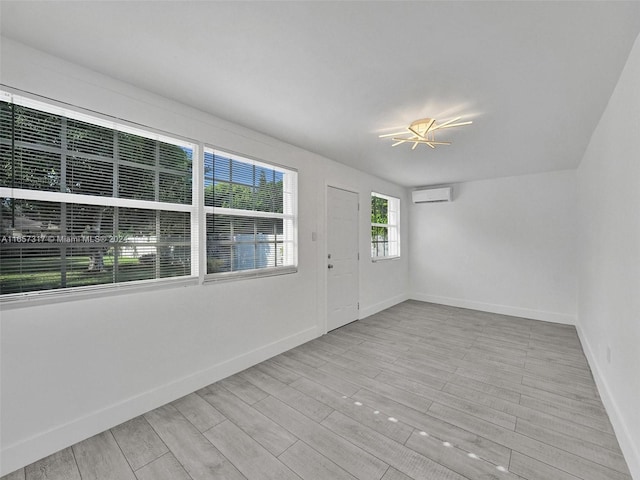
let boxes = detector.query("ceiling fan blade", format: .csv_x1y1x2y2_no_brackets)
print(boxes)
401,137,448,145
431,117,461,130
432,120,473,130
392,135,420,141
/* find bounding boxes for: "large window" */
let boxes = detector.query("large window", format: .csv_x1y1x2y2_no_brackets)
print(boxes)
0,95,196,296
204,148,297,277
371,192,400,259
0,92,298,299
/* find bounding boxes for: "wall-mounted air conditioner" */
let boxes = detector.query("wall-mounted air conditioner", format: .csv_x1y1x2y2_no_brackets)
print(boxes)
412,186,452,203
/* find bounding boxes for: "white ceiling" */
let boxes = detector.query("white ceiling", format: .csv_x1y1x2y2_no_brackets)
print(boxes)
1,1,639,187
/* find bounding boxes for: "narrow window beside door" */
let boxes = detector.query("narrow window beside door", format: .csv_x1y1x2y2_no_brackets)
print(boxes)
371,192,400,260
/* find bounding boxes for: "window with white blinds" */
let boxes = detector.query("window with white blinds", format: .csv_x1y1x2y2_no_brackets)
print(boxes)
0,92,197,297
204,148,297,278
371,192,400,260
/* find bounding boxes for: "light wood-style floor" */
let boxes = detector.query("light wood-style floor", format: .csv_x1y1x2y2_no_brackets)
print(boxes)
2,301,632,480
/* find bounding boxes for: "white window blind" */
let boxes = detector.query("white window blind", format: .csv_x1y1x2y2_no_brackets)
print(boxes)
0,93,197,297
204,148,297,278
371,192,400,259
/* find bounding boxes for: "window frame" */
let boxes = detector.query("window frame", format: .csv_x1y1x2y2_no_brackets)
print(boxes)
0,90,201,302
0,89,299,305
203,146,298,282
370,191,400,261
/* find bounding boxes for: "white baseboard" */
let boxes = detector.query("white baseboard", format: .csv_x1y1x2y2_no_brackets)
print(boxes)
576,325,640,480
360,293,410,319
0,326,318,477
410,293,577,325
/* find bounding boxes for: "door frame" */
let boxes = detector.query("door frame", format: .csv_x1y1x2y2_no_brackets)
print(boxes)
324,184,360,333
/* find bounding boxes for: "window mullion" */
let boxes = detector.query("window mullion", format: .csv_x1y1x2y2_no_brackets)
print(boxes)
60,117,68,287
9,103,16,228
113,126,119,198
192,144,204,281
253,216,258,270
60,204,67,288
60,116,68,194
211,206,288,219
154,141,160,279
113,206,119,283
154,141,160,202
155,210,161,279
230,214,235,272
112,129,119,284
0,187,193,212
252,164,256,212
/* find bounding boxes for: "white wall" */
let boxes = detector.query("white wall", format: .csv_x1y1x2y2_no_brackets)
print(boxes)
410,170,578,324
0,38,409,475
576,33,640,480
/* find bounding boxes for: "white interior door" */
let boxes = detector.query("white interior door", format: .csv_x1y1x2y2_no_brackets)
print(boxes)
326,186,359,331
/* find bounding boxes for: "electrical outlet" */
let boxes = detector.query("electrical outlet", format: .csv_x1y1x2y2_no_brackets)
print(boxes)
607,346,611,364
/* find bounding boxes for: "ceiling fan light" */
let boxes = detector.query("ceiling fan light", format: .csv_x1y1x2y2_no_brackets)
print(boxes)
381,116,471,150
408,118,435,137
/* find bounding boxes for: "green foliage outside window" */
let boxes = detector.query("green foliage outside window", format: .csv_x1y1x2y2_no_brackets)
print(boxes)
0,101,193,295
371,195,388,236
371,193,399,259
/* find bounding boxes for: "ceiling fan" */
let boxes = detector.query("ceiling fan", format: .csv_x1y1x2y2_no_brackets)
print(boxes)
379,117,472,149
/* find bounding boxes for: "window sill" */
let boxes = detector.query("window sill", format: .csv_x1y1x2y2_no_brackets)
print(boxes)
1,267,300,309
203,266,298,283
0,276,199,311
371,256,401,263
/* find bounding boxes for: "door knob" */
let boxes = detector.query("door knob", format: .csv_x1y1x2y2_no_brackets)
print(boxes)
328,264,334,269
